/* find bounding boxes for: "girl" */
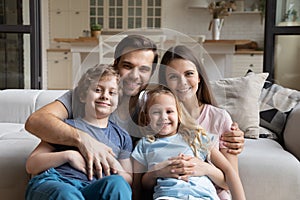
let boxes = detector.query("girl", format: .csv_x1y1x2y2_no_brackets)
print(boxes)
25,64,132,200
131,84,246,200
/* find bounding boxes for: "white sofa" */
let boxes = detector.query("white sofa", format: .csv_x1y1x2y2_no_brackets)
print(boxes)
0,89,300,200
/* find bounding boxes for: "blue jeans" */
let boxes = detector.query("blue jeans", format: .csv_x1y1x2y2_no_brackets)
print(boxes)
25,168,131,200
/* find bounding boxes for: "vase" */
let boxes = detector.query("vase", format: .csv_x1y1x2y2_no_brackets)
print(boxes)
211,18,224,40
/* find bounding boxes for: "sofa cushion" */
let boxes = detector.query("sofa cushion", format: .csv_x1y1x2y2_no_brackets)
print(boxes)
0,89,68,124
35,90,68,111
0,90,42,124
259,81,300,142
239,138,300,200
210,72,268,138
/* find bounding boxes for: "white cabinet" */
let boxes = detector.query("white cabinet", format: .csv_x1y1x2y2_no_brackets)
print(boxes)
47,50,73,89
232,53,263,77
49,0,89,48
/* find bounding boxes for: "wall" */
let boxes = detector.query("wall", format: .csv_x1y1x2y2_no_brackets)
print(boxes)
162,0,265,47
41,0,265,88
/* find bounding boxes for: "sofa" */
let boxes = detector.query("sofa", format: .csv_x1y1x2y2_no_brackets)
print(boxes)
0,88,300,200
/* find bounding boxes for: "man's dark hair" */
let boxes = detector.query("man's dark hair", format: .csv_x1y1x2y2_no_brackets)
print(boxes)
114,34,159,74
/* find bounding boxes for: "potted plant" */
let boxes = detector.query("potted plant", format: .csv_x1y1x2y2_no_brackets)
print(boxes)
90,23,102,38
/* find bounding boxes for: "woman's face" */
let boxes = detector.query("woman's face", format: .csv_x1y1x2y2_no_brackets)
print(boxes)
165,58,200,102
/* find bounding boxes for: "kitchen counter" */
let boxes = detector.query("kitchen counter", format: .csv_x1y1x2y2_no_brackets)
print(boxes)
204,39,252,45
54,37,98,43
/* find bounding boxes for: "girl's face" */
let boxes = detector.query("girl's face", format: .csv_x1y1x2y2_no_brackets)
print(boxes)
147,93,178,138
82,75,119,120
165,58,200,102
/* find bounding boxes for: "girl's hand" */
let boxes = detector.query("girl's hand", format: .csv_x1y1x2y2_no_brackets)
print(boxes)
67,150,87,174
168,154,210,181
221,122,245,155
150,160,180,179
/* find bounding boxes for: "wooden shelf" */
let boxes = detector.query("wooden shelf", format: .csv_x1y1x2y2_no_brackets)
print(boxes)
231,11,261,14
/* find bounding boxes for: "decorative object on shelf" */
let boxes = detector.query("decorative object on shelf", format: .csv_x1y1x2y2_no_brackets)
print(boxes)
208,1,235,40
90,23,102,38
210,18,224,40
284,7,298,22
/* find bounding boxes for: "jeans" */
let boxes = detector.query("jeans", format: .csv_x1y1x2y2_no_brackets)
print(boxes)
25,168,131,200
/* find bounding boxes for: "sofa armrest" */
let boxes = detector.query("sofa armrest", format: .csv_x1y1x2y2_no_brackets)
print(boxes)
284,102,300,160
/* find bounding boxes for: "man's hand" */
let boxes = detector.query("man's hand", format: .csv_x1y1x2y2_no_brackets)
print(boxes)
221,122,245,155
77,131,119,180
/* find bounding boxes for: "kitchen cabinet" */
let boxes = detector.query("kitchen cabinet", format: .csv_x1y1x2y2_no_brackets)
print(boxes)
47,50,73,89
49,0,89,49
203,40,254,78
232,52,263,77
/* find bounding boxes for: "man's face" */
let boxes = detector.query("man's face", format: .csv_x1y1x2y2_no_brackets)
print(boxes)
117,49,155,97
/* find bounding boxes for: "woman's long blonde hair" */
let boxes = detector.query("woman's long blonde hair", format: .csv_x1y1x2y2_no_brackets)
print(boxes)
137,84,210,157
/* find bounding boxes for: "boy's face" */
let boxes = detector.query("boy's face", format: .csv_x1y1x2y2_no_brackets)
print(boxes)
147,93,178,138
82,75,119,120
117,49,155,97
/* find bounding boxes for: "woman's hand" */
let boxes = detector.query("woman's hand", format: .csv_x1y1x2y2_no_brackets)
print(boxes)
221,122,245,155
168,154,215,182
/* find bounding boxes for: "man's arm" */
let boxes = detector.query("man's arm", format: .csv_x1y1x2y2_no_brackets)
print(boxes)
25,100,119,180
221,122,245,155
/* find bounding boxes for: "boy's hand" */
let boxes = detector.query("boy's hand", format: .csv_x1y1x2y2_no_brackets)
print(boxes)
67,150,86,174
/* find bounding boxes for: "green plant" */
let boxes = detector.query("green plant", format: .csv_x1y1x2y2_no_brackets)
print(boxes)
90,23,102,31
285,8,298,21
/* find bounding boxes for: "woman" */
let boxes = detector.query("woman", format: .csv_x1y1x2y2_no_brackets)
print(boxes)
157,45,245,199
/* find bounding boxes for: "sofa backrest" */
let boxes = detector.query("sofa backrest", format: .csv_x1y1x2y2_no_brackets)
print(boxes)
0,89,68,124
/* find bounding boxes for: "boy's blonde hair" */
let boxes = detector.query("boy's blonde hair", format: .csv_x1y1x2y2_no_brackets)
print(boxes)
138,84,210,157
77,64,120,101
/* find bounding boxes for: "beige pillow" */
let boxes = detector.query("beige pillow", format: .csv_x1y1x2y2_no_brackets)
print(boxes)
210,72,269,138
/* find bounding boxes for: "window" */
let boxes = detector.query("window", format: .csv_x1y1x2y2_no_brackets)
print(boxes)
0,0,41,89
90,0,161,31
264,0,300,90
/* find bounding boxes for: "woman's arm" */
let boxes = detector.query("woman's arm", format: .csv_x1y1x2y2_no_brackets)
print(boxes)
168,154,228,189
211,148,246,200
26,141,86,175
25,101,119,180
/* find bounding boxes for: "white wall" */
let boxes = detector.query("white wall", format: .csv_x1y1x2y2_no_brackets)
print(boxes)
162,0,265,47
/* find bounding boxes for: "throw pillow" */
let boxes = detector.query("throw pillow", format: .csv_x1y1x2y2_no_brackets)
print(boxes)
210,72,269,139
259,81,300,142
